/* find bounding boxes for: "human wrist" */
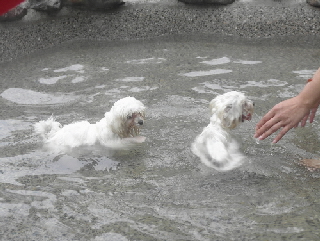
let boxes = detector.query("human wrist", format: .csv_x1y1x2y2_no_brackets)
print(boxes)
297,88,319,109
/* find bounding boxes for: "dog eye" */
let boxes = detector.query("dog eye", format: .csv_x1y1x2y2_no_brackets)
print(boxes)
127,115,132,119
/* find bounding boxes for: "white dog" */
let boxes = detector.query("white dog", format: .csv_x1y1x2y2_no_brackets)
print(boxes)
191,91,254,171
34,96,146,153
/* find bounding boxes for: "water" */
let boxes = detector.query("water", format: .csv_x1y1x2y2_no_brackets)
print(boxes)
1,35,320,240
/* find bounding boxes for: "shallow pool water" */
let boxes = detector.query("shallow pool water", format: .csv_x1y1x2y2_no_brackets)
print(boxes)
1,35,320,240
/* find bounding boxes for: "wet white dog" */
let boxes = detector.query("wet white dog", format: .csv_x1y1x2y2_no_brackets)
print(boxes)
191,91,254,171
34,96,146,154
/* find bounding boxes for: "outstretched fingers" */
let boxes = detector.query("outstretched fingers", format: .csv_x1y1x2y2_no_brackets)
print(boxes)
255,111,275,133
256,119,283,140
254,109,280,138
309,107,318,123
300,114,309,127
272,125,292,143
256,119,294,143
299,107,317,127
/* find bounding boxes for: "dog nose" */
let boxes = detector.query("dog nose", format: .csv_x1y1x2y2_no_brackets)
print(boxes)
138,120,144,125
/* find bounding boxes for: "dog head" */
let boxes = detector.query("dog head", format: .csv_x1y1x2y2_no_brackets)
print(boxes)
109,96,146,138
209,91,254,129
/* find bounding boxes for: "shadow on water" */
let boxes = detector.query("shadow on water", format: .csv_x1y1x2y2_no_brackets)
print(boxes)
0,34,320,240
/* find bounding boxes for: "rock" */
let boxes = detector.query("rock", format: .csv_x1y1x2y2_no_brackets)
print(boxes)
30,0,63,13
64,0,85,6
88,0,124,9
178,0,235,5
64,0,125,9
0,2,28,21
307,0,320,7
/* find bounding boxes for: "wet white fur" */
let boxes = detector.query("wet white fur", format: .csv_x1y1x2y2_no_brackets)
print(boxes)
34,96,146,153
191,91,254,171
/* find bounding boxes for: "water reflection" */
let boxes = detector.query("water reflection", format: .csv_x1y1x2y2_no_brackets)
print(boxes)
1,88,80,105
182,68,233,77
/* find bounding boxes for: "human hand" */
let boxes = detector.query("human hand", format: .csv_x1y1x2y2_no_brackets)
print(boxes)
297,106,318,127
254,96,311,143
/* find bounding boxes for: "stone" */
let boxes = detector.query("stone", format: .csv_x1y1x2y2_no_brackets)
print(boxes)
178,0,235,5
0,2,28,21
307,0,320,7
64,0,125,9
88,0,124,9
64,0,85,5
30,0,63,13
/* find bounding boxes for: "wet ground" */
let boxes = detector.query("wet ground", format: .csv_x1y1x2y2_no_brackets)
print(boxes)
129,0,306,5
2,0,320,64
0,34,320,240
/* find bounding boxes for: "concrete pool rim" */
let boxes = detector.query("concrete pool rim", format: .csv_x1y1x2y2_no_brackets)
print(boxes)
1,1,320,63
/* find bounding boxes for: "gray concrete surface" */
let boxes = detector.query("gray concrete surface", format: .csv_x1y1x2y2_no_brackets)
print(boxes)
0,0,319,63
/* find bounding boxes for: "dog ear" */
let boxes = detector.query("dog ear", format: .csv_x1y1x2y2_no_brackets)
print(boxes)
224,104,232,113
222,103,241,129
222,104,233,128
209,99,218,113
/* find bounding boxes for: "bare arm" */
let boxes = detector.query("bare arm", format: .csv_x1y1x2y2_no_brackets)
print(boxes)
254,67,320,143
